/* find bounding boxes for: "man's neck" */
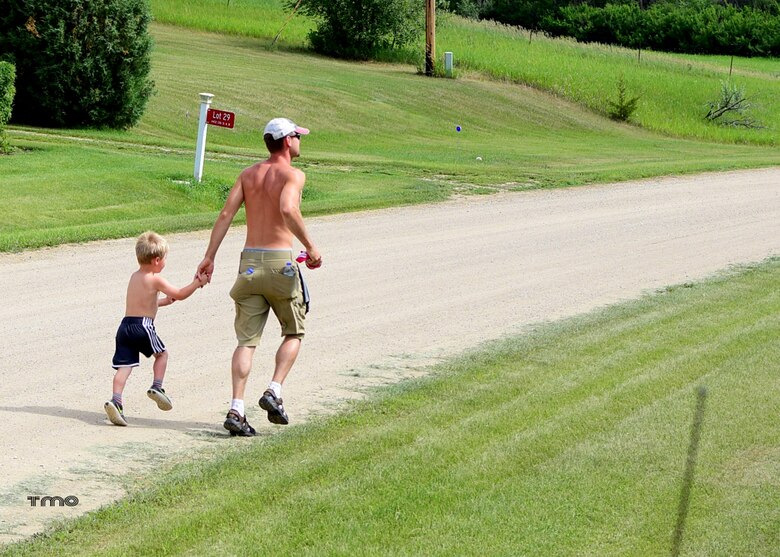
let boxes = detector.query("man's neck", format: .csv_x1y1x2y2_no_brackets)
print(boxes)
267,151,292,165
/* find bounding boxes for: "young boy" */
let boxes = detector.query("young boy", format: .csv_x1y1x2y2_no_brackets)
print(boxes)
105,231,207,426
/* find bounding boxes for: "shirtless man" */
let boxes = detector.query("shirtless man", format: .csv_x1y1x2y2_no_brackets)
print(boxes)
196,117,322,437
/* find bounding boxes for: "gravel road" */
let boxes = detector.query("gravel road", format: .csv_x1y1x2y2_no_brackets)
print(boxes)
0,167,777,543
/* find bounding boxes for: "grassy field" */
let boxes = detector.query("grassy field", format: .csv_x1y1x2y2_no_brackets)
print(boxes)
150,0,780,145
436,18,780,145
3,23,778,252
3,259,778,556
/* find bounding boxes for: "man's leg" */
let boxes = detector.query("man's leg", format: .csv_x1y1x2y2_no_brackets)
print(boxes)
223,345,258,436
259,335,301,425
272,335,302,385
231,345,256,400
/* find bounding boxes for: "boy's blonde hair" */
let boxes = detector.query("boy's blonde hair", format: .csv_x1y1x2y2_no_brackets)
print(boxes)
135,231,169,264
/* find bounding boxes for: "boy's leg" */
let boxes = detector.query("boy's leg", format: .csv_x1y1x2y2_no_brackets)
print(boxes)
147,351,172,411
112,366,133,396
105,367,132,426
152,350,168,383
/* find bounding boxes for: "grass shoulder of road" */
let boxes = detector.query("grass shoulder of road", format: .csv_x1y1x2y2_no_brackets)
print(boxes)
4,258,779,556
3,23,778,253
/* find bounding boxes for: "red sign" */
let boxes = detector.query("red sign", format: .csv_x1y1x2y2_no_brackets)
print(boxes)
207,108,235,129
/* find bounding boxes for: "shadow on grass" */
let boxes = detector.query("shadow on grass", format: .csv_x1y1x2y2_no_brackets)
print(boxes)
670,385,708,557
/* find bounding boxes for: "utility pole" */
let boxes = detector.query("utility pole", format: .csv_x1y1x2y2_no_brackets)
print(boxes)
425,0,435,76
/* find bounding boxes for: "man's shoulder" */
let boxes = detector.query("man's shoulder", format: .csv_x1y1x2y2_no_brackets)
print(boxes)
241,160,270,176
267,161,304,182
239,159,303,187
284,165,305,183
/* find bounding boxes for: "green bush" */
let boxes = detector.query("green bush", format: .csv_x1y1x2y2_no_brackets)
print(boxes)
442,0,492,19
0,61,14,153
290,0,423,60
0,0,154,128
484,0,559,31
0,61,14,126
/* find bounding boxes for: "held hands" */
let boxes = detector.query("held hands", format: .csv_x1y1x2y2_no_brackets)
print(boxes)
196,257,214,284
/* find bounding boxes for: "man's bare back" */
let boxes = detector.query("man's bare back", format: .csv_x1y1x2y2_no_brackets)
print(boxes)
198,130,320,279
240,161,307,250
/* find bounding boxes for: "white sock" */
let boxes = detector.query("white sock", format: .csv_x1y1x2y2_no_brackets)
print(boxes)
230,399,245,416
269,381,282,399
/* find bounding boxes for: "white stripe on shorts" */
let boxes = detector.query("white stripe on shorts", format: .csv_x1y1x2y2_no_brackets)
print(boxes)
143,317,165,354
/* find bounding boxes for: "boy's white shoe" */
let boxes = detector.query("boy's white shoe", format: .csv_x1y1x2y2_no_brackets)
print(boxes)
147,386,173,411
104,400,128,426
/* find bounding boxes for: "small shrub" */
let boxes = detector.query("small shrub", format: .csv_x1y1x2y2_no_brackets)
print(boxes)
0,61,15,153
705,81,762,128
607,75,639,122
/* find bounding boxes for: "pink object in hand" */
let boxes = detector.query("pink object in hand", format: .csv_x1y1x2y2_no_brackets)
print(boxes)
297,250,321,269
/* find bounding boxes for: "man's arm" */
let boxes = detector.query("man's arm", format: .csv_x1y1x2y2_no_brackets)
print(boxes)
196,176,245,281
279,170,321,266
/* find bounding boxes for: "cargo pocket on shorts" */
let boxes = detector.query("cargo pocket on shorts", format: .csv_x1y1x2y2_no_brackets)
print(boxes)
270,264,300,299
230,267,254,301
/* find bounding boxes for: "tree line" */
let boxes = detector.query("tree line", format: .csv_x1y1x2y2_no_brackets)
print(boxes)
446,0,780,56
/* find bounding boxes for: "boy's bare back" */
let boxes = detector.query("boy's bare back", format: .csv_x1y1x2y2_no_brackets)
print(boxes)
125,269,165,319
124,256,205,319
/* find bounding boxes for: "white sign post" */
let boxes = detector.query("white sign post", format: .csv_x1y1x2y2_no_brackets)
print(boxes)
194,92,214,183
444,51,453,77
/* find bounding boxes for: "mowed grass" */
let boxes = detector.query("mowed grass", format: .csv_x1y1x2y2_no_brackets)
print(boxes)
151,0,780,145
3,259,779,556
0,135,447,252
3,24,779,252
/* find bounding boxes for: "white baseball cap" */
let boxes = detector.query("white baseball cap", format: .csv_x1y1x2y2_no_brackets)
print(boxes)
263,117,310,140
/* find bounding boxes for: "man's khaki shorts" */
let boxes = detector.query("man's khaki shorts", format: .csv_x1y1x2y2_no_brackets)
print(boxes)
229,249,306,346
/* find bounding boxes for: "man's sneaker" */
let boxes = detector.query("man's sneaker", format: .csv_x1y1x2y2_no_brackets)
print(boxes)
104,400,128,426
223,410,256,437
259,390,289,425
147,386,173,411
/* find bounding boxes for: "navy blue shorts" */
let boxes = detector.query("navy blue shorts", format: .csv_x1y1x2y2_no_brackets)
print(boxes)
112,316,166,369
